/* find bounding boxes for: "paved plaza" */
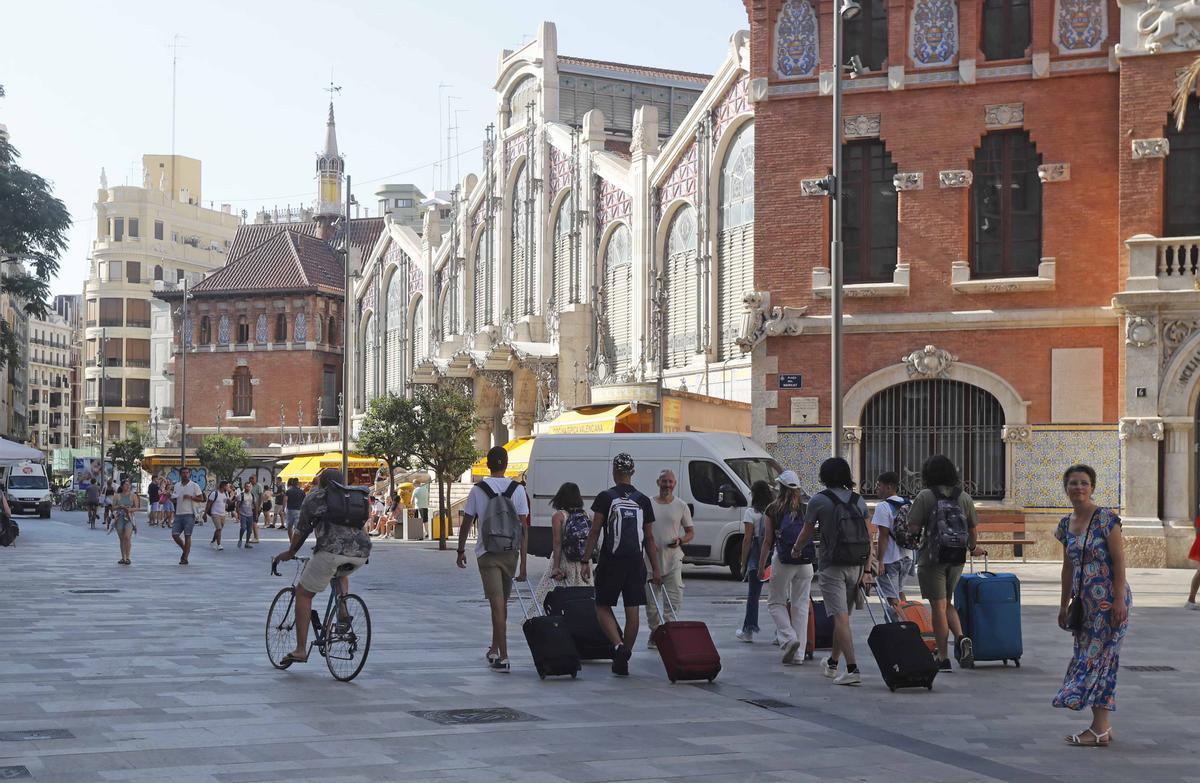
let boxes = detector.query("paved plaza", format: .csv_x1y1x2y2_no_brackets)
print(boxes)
0,511,1197,782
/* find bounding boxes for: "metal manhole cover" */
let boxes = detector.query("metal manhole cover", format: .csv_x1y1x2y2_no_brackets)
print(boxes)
1126,665,1177,672
410,707,542,726
0,766,31,780
0,729,73,741
67,589,119,594
740,698,792,709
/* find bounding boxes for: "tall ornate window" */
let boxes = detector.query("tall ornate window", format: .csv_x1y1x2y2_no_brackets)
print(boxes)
509,164,536,319
844,0,888,72
551,191,576,309
972,130,1042,278
384,266,405,394
328,316,337,346
198,316,212,345
362,313,377,405
1166,97,1200,237
843,140,899,283
472,227,490,329
236,315,249,344
665,205,700,369
294,312,307,342
601,224,634,377
861,380,1005,500
217,315,230,346
255,314,267,343
717,122,754,360
505,76,539,129
411,296,426,371
982,0,1031,61
274,313,287,342
232,366,252,417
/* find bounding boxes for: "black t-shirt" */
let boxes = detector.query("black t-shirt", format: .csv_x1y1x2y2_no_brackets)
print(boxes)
590,483,655,559
286,486,306,510
148,482,160,503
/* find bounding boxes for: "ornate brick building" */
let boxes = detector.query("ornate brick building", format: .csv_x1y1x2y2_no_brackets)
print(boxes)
744,0,1200,564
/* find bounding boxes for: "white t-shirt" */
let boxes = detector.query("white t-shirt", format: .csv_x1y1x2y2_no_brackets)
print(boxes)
173,481,202,516
208,490,229,519
649,496,693,550
871,495,906,565
742,507,767,540
463,476,529,558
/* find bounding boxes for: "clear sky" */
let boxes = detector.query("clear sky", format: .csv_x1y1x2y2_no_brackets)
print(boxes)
1,0,749,297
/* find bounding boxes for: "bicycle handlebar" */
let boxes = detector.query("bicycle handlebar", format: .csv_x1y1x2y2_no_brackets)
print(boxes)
271,559,281,577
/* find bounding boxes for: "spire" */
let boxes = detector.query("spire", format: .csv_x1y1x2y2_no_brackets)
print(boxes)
323,101,339,158
99,167,108,189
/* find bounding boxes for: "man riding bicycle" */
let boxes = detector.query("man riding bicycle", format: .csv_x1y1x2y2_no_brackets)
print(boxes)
84,481,101,527
272,468,371,667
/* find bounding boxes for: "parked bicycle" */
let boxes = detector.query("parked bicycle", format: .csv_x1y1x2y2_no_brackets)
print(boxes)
59,492,76,512
267,556,372,682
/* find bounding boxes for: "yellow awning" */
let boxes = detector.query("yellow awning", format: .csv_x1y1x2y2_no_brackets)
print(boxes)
471,437,535,478
544,404,641,435
277,455,322,483
317,452,386,470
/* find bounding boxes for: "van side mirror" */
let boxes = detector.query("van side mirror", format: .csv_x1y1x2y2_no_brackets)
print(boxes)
717,485,745,508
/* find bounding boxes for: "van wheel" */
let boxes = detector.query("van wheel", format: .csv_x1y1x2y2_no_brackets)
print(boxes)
725,537,743,581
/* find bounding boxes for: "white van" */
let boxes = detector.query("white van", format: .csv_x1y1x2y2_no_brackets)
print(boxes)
526,433,781,578
2,462,51,518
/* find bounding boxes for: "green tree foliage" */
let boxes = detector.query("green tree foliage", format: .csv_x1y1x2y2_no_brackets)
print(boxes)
106,424,152,486
356,392,412,505
197,434,248,484
0,136,71,369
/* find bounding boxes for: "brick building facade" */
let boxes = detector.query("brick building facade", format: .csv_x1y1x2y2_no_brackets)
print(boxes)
743,0,1200,564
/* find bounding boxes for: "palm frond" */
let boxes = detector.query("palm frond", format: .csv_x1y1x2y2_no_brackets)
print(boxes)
1175,56,1200,132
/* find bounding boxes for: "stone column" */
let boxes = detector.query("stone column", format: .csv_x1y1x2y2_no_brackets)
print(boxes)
1120,417,1166,529
474,421,493,454
629,105,659,381
1160,418,1190,526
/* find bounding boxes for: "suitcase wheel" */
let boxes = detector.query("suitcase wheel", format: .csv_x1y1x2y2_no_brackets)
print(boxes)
707,677,715,683
571,672,577,679
539,673,546,679
926,683,933,690
888,684,896,692
1013,658,1020,668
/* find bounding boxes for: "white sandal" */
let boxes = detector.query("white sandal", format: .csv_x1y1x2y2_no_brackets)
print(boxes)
1065,727,1110,747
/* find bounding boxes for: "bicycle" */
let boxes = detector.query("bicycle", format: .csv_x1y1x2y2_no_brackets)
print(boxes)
60,492,76,512
267,556,372,682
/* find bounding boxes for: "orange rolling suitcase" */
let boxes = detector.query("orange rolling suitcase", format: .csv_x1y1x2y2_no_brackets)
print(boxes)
896,600,937,653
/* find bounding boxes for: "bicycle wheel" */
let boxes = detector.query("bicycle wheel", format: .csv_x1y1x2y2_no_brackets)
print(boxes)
323,593,371,682
265,587,298,669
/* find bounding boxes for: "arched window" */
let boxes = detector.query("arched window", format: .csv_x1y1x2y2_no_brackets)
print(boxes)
972,130,1042,278
601,224,634,376
411,297,425,371
362,313,378,405
217,315,230,345
472,227,491,329
506,75,539,129
274,313,287,342
509,165,536,319
236,315,249,344
440,270,459,341
295,312,308,341
255,314,267,343
198,316,211,345
384,267,405,394
717,122,754,360
665,205,700,368
861,379,1005,500
153,265,163,281
982,0,1031,61
314,312,323,343
843,140,898,283
844,0,888,72
1166,96,1200,237
232,366,252,417
328,316,337,346
551,191,575,309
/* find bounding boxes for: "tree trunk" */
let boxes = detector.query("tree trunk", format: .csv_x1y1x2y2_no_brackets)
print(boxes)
387,459,396,506
437,473,448,550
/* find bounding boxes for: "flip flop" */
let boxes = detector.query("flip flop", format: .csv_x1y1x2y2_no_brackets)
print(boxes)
279,653,309,669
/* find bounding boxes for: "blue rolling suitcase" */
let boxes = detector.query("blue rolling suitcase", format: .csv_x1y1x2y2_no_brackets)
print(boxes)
953,557,1022,668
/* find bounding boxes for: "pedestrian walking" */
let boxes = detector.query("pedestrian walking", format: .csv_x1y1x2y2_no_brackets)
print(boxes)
1056,463,1131,747
112,478,139,565
248,475,263,544
161,479,175,529
147,475,161,527
644,469,694,644
207,480,232,551
170,468,204,565
273,482,287,528
793,458,870,685
414,478,430,539
455,446,530,673
871,471,910,619
237,481,256,549
534,481,593,607
905,454,978,672
580,453,662,676
285,478,305,536
735,479,774,643
759,470,814,663
1186,506,1200,610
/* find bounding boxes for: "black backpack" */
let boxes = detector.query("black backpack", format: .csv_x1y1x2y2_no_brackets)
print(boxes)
0,516,18,547
323,482,371,528
819,490,871,566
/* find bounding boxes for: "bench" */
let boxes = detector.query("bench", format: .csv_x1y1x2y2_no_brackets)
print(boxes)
972,516,1036,561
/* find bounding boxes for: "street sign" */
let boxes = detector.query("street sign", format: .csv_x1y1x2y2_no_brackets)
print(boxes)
779,374,803,389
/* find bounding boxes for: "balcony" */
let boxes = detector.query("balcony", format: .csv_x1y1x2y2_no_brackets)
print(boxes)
1126,234,1200,291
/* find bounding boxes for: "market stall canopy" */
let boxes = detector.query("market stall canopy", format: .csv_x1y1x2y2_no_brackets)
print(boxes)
0,439,45,462
541,404,651,435
317,453,385,471
277,455,323,483
471,437,534,478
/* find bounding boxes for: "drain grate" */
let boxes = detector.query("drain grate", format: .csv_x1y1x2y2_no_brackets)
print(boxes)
67,589,119,594
1126,665,1177,672
410,707,542,726
0,729,73,741
0,766,31,779
740,698,792,709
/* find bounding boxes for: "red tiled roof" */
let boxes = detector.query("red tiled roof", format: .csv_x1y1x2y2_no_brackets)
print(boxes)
558,55,711,86
191,230,343,295
226,217,385,264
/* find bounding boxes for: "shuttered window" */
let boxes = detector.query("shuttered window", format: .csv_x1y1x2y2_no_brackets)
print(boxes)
362,313,378,405
510,165,536,319
971,130,1042,278
472,229,487,331
665,205,700,369
717,123,754,360
385,266,406,394
551,191,574,309
843,140,899,284
232,367,252,417
411,297,425,370
601,224,634,376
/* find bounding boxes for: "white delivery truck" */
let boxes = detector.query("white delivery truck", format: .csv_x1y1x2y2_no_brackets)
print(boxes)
525,432,781,578
1,462,52,518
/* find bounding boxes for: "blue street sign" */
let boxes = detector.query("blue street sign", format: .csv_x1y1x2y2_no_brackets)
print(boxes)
779,374,803,389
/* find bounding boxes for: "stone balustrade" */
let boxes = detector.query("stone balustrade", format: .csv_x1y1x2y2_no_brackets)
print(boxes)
1126,233,1200,291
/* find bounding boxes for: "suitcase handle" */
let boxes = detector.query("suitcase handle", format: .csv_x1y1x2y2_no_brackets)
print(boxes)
647,581,679,623
967,551,991,575
860,584,892,627
512,578,542,621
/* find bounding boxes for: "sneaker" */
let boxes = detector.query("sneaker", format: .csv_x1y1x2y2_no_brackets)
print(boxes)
781,639,801,664
611,644,631,676
237,540,243,549
956,636,975,669
646,638,657,650
735,628,754,643
216,544,224,551
244,543,253,549
1187,601,1200,610
938,658,953,673
821,658,838,678
179,557,188,565
834,670,862,686
489,658,510,673
804,651,814,661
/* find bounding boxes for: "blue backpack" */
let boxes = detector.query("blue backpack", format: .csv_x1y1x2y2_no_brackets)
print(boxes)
560,510,592,562
775,511,814,565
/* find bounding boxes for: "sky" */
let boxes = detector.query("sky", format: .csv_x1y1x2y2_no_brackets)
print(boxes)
1,0,749,298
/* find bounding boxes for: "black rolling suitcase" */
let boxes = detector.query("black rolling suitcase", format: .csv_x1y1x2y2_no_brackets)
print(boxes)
862,587,939,692
544,585,615,660
514,580,580,679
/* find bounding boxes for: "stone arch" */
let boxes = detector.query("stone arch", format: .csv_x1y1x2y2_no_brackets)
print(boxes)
1158,331,1200,418
709,117,754,360
655,197,696,274
844,360,1030,427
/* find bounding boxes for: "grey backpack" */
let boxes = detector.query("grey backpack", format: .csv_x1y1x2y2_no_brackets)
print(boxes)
478,481,522,553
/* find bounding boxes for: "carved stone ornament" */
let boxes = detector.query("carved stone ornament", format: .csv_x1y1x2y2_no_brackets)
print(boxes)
903,344,958,378
1037,163,1070,183
1125,315,1157,348
1136,0,1200,52
843,113,881,139
842,426,862,444
1131,138,1170,159
800,178,827,197
893,172,924,191
1000,425,1032,444
1118,417,1165,441
939,170,973,188
984,103,1024,128
748,77,769,103
1162,318,1200,364
736,291,808,352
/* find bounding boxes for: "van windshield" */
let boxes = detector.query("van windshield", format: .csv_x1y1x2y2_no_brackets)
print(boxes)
9,475,48,490
725,458,782,489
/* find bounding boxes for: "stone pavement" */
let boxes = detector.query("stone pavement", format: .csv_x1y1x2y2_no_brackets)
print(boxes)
0,510,1197,782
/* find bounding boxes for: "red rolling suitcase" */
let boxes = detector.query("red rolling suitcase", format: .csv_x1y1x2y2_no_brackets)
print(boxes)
648,584,721,683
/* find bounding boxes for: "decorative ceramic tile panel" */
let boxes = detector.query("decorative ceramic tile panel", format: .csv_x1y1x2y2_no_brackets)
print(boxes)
504,133,529,176
1054,0,1106,53
595,175,632,237
255,314,267,344
770,429,830,495
548,144,572,198
217,315,230,345
294,312,308,342
774,0,819,79
712,76,750,145
660,141,698,205
910,0,959,67
1013,428,1119,509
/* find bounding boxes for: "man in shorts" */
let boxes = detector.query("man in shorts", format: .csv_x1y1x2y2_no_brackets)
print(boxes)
272,468,371,667
871,471,910,619
84,481,101,527
207,480,231,551
171,468,205,565
147,475,161,527
581,453,662,676
285,478,306,536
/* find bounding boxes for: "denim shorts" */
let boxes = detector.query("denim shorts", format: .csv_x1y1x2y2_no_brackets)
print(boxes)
171,514,196,537
875,558,910,601
286,508,301,529
239,514,254,535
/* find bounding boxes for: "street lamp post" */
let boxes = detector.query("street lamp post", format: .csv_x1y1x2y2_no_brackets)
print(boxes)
98,327,106,483
341,175,352,480
180,277,190,471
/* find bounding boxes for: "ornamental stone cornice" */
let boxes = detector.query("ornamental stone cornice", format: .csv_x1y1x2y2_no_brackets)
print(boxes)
903,344,958,378
1118,417,1165,440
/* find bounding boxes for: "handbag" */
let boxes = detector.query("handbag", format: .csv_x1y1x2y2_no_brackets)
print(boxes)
1065,511,1096,634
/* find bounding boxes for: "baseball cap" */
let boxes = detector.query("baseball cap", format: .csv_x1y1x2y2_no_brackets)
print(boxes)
613,453,636,473
776,470,802,490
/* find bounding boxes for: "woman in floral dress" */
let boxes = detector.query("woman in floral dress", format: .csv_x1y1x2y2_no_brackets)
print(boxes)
1055,463,1132,747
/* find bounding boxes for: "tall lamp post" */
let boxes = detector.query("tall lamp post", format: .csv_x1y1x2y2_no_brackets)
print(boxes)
828,0,862,459
341,176,353,480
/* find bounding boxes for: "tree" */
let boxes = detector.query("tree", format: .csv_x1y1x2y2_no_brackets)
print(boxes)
398,385,480,550
197,433,248,486
356,393,411,505
0,135,70,369
106,424,152,487
1175,57,1200,131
